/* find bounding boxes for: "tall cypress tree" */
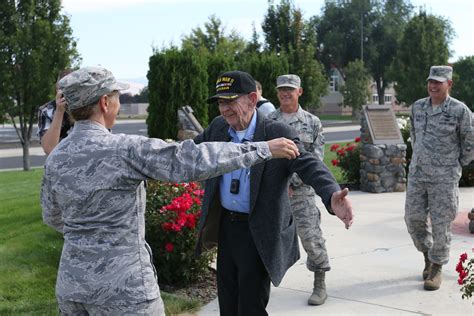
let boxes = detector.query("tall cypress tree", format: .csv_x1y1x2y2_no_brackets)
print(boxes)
147,47,208,139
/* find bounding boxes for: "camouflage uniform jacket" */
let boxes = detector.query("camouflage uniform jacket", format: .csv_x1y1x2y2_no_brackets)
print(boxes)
268,106,325,195
37,99,73,141
41,120,271,305
409,96,474,182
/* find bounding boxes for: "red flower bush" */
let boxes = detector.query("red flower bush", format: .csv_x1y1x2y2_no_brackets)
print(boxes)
145,181,214,285
456,251,474,299
330,144,340,151
330,137,361,184
165,242,174,253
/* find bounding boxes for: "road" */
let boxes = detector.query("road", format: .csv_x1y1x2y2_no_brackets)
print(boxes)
0,120,360,170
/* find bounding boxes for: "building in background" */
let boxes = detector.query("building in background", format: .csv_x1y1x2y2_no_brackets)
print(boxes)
317,65,409,116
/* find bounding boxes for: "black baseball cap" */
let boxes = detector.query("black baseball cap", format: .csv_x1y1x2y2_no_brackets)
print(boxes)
207,70,257,104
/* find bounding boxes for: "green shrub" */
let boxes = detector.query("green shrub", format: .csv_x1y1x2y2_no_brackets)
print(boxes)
397,116,412,175
330,137,361,184
145,181,215,286
147,47,209,139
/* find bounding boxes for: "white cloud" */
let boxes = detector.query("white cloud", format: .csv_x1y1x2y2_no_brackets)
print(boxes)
120,81,146,96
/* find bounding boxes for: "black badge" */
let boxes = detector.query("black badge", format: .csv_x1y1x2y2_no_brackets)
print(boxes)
230,179,240,194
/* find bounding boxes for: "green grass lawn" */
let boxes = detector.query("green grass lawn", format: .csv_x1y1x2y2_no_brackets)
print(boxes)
0,169,60,314
0,169,199,315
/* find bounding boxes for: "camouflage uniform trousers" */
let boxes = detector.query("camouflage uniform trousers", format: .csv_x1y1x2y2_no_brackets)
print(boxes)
290,191,330,272
404,178,459,265
58,297,164,315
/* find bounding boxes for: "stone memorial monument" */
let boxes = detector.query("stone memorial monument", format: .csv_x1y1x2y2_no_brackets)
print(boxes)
360,105,407,193
177,105,204,140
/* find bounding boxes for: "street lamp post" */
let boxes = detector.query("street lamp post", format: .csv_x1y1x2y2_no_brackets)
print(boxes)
360,12,364,62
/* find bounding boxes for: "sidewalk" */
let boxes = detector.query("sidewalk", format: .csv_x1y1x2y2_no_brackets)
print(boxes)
198,188,474,315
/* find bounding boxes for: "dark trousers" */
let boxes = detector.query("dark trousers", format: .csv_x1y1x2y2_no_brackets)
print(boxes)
217,210,270,316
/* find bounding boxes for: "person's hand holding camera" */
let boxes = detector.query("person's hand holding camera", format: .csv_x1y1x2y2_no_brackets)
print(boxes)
55,89,67,113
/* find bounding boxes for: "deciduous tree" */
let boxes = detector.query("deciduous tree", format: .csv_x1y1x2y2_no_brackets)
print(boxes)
452,56,474,111
391,11,452,105
262,0,327,109
340,60,371,119
0,0,79,170
315,0,412,104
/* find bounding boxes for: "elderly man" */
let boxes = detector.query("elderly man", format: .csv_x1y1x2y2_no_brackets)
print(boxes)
194,70,354,315
405,65,473,291
40,67,300,315
268,74,329,306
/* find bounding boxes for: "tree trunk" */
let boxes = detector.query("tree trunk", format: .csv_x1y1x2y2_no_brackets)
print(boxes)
352,107,361,121
376,78,385,105
22,140,30,171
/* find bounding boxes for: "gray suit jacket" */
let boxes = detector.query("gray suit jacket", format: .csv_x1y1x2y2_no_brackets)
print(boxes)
194,110,340,286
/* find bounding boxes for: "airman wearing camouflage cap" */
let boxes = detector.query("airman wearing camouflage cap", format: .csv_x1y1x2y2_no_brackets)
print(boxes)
276,74,301,89
41,67,300,314
269,73,330,306
426,65,453,82
405,65,474,292
58,66,129,110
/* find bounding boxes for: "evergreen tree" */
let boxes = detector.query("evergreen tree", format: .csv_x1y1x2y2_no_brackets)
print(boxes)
147,47,208,139
206,54,236,120
244,23,261,54
182,15,246,55
237,51,289,106
181,15,245,121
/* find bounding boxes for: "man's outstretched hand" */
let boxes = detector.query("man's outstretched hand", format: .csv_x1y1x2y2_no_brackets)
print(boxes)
331,188,354,229
267,138,300,160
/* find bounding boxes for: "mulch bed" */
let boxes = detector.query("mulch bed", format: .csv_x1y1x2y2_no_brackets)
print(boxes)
159,267,217,304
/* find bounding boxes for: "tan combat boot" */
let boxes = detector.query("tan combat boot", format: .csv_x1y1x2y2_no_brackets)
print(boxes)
422,252,431,280
308,271,327,305
424,263,442,290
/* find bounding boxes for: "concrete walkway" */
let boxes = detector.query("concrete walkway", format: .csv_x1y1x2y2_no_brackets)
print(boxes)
198,188,474,315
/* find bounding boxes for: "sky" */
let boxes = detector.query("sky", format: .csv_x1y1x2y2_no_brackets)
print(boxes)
62,0,473,89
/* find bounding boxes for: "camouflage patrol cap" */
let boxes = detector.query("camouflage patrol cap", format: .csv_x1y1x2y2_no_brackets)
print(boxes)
426,65,452,82
276,74,301,89
58,67,129,110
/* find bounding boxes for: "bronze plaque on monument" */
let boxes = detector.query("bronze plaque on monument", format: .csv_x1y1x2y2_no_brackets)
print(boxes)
363,105,404,144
